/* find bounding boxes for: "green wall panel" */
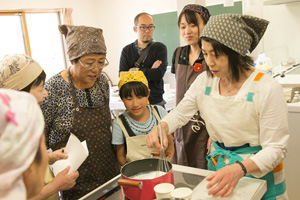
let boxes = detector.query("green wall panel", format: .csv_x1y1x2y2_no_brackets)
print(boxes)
153,11,179,65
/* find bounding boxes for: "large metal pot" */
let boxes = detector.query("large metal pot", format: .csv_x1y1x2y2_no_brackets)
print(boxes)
118,158,173,200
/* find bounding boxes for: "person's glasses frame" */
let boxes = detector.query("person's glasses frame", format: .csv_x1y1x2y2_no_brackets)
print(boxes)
136,25,155,31
78,58,109,70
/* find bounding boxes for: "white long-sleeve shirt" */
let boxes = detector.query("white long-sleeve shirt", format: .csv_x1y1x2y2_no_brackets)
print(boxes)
162,70,289,177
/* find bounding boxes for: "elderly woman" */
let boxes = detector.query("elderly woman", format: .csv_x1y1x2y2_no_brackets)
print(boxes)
0,89,48,199
41,25,120,199
147,14,289,199
0,54,78,200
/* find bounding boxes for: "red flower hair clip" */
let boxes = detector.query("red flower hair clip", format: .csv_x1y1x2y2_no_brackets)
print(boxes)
194,63,202,72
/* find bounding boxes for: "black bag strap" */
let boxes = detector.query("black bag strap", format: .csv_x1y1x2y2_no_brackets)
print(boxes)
134,40,156,68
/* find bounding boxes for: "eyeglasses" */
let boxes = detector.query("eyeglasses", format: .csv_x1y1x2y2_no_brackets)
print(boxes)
136,25,155,31
78,58,109,70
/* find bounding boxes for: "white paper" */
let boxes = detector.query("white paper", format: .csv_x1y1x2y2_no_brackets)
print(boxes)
192,175,265,200
52,134,89,176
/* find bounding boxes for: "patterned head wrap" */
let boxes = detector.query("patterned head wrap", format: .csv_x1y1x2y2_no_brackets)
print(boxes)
0,54,43,90
118,71,149,91
59,25,107,61
182,4,210,23
0,89,44,199
200,14,269,56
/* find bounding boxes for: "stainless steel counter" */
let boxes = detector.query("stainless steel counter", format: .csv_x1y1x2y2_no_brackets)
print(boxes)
79,164,266,200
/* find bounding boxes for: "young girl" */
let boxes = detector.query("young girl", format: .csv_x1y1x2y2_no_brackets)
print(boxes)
171,4,211,169
112,71,174,166
0,54,78,200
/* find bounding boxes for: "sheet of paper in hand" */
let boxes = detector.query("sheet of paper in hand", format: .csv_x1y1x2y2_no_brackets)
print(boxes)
52,134,89,176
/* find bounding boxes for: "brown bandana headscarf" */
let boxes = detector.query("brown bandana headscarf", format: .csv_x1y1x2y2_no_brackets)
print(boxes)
182,4,210,23
59,25,107,61
200,14,269,56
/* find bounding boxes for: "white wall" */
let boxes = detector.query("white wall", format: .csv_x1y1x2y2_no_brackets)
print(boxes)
1,0,300,84
263,2,300,65
244,0,300,66
0,0,100,27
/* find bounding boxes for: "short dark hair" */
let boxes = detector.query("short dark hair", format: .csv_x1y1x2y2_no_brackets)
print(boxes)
119,82,149,99
134,12,153,26
21,70,46,92
201,37,254,82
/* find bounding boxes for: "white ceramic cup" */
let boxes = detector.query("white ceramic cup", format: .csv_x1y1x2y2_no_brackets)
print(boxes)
170,187,192,200
154,183,175,199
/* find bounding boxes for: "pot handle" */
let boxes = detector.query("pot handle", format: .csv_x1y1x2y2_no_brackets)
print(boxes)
118,179,143,189
151,151,171,158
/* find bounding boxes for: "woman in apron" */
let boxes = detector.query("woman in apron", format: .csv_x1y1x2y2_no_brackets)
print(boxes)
171,4,211,169
147,14,289,199
41,25,120,199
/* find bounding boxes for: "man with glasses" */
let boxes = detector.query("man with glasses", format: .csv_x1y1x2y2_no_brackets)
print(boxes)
119,12,168,107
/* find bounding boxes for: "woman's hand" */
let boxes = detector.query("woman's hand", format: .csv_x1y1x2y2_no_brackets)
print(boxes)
207,137,212,155
48,148,68,164
51,166,79,191
147,121,169,150
206,163,244,198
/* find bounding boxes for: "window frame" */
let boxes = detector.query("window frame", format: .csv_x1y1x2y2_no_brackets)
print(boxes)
0,9,68,69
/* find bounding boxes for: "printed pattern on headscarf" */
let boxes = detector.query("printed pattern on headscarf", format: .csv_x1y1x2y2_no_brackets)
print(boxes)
0,54,43,90
200,14,269,56
182,4,210,22
0,89,44,199
118,71,149,91
59,25,107,61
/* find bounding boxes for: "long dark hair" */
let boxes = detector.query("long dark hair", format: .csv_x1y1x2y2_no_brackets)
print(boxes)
119,82,149,99
178,9,210,28
201,37,254,82
21,71,46,92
